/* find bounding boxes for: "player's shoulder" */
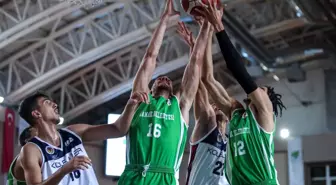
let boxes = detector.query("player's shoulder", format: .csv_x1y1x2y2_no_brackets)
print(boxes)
21,143,40,155
21,143,41,163
65,123,89,138
231,107,245,117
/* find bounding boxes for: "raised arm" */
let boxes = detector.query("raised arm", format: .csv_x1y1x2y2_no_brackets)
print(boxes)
67,92,148,142
194,81,215,122
178,21,211,123
132,0,179,93
201,2,274,131
201,27,238,117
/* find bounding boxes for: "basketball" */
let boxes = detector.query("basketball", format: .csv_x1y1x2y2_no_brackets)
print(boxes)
181,0,220,16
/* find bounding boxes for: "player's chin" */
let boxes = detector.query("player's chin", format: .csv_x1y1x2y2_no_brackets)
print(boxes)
157,85,172,93
54,117,61,124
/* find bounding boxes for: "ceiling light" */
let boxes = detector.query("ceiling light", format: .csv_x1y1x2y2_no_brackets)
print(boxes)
273,75,280,81
280,128,290,139
0,96,4,103
260,63,268,71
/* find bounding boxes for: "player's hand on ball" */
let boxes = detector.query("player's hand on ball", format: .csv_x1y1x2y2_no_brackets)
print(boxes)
177,22,195,48
129,92,149,105
62,156,92,174
197,1,224,32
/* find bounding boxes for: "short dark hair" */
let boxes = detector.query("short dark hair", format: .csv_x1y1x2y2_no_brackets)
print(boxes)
266,86,286,117
150,75,171,87
19,127,33,146
18,91,50,126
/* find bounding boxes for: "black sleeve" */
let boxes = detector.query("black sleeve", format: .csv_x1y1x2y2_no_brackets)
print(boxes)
215,30,258,94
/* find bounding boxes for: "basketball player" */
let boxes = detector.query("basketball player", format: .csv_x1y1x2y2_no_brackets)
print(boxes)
186,82,229,185
197,2,286,185
117,0,211,184
18,91,148,185
7,127,37,185
177,20,229,185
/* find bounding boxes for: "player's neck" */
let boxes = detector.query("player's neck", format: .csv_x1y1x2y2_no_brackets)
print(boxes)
36,122,60,146
152,90,170,99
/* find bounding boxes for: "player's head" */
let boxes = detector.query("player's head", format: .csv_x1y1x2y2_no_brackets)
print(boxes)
18,91,60,127
211,103,227,134
245,86,286,117
19,127,37,146
151,75,173,95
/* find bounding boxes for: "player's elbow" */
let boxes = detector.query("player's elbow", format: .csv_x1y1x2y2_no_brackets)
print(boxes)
180,98,193,112
113,122,128,137
190,52,204,65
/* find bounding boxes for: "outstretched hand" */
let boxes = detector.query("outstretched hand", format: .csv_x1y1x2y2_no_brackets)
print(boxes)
177,22,195,48
196,1,224,32
162,0,180,19
128,92,149,105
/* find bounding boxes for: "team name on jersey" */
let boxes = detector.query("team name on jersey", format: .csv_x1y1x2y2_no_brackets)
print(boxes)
51,148,83,169
207,147,225,158
139,111,174,120
229,127,250,138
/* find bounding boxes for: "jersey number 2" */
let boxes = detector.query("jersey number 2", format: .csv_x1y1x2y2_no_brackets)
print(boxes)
69,170,81,181
234,140,246,156
147,123,161,138
212,161,224,176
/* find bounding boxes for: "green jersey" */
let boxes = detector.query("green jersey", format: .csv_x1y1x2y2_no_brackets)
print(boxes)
7,155,26,185
225,107,278,185
123,94,187,176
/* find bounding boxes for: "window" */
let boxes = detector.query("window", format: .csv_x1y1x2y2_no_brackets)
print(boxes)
310,164,336,185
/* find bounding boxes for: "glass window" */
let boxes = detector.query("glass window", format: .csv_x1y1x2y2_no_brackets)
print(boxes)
330,165,336,176
311,166,326,177
311,180,326,185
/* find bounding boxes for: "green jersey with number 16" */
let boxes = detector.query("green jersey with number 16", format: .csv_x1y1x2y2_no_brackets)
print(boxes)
225,107,279,185
124,94,187,176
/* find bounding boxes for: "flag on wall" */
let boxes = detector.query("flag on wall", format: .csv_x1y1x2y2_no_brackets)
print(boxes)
1,108,15,173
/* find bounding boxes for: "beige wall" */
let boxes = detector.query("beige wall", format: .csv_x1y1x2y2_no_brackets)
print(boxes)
84,143,117,185
302,132,336,163
274,152,288,185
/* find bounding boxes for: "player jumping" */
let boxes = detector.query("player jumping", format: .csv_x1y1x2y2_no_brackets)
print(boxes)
198,2,286,185
177,20,229,185
117,0,211,184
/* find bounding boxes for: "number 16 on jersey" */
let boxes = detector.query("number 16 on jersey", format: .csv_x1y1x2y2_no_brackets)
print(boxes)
147,123,162,138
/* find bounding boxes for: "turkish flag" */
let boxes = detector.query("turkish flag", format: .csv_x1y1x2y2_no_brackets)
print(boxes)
1,108,15,173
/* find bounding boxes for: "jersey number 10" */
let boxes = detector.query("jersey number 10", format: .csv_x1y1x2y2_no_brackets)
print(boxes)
69,170,81,181
147,123,162,138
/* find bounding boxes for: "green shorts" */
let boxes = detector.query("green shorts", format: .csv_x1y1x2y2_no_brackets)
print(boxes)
118,164,178,185
250,179,279,185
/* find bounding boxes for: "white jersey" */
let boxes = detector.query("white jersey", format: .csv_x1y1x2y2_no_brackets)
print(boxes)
28,128,99,185
186,127,229,185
